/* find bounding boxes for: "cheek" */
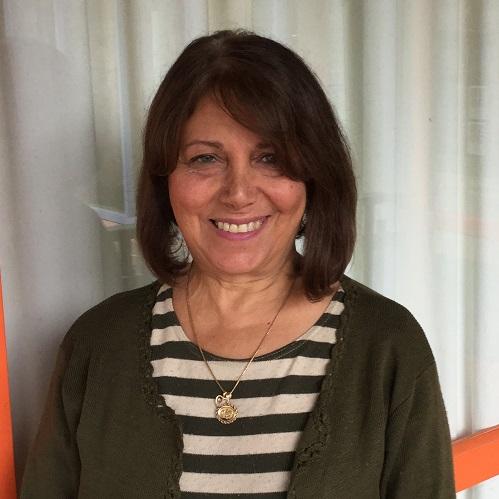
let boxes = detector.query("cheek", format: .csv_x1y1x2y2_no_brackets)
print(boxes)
168,172,212,217
269,181,306,214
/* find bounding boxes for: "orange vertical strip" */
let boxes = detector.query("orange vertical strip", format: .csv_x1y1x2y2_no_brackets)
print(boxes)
0,274,17,499
453,424,499,491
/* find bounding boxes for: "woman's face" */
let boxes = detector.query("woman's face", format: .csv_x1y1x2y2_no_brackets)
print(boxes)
168,95,306,279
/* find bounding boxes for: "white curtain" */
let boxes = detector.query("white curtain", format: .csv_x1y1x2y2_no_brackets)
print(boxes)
1,1,497,496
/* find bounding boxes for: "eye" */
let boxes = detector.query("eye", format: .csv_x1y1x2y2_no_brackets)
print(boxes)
259,153,277,164
257,153,284,175
189,154,218,164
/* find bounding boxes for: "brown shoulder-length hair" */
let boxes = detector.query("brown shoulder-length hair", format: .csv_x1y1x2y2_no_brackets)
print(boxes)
137,29,357,300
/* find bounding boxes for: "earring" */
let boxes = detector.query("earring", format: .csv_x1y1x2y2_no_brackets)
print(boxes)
301,212,308,229
296,213,307,238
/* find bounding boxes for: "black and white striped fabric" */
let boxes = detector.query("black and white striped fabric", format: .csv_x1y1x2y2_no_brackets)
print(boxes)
150,284,345,498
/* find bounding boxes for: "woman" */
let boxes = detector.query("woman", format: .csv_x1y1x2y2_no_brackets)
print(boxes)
21,30,455,498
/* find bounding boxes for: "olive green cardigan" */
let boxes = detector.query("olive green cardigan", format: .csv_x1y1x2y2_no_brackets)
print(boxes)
20,275,456,498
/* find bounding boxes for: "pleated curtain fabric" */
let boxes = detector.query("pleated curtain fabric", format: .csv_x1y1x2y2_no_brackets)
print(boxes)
0,1,498,496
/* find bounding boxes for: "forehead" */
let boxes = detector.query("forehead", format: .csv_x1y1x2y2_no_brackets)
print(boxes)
180,95,265,147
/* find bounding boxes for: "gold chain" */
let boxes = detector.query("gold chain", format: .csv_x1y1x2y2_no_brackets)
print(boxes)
185,266,295,423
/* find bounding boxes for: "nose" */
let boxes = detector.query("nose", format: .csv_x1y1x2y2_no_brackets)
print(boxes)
219,162,257,210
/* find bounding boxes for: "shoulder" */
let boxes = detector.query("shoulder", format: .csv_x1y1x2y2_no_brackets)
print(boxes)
60,281,161,354
340,275,435,372
338,275,441,411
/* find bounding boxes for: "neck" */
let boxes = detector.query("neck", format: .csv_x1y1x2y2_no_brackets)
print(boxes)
185,254,299,319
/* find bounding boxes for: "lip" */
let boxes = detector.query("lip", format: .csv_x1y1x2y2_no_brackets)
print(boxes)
210,215,270,241
209,215,270,225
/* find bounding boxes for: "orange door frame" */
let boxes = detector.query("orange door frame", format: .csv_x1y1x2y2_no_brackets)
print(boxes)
453,423,499,492
0,274,17,498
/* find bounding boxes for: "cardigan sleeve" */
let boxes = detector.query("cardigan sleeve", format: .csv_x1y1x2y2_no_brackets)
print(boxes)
380,361,456,498
20,340,84,498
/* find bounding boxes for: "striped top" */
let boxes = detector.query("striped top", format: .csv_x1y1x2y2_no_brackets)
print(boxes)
150,285,345,498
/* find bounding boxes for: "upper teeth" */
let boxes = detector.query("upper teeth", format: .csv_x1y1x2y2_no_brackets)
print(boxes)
216,219,264,233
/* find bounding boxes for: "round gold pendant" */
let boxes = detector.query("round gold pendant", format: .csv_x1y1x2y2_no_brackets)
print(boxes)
215,393,238,424
216,403,238,424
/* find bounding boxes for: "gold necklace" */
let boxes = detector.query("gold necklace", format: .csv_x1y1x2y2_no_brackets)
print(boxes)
185,269,295,424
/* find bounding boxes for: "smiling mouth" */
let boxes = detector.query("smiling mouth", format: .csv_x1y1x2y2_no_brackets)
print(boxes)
209,217,268,234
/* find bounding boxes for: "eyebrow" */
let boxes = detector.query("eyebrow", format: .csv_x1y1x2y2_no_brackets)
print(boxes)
182,140,273,150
